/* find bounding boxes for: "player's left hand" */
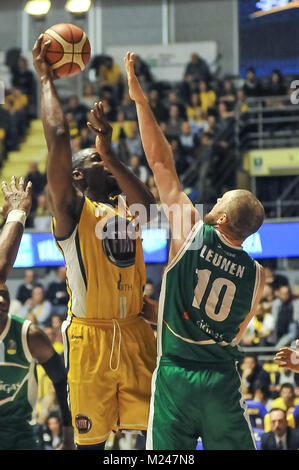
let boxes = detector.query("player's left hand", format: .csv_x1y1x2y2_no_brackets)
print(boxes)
0,176,32,218
87,101,113,158
139,295,158,325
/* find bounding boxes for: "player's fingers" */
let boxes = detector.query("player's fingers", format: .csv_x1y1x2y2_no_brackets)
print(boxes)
32,34,43,55
11,176,17,192
87,122,100,136
40,40,51,60
19,176,25,191
1,180,8,196
25,181,32,196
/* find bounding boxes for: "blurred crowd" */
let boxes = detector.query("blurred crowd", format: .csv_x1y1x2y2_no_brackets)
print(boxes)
1,51,295,227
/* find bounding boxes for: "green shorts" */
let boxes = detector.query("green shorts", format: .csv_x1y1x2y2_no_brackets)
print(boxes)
146,357,256,450
0,421,41,450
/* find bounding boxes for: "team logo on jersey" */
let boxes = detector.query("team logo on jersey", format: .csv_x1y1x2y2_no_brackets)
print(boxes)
75,414,92,434
7,340,17,355
102,216,137,268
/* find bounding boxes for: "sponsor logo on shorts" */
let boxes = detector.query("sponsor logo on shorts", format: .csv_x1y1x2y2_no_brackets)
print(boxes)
75,414,92,434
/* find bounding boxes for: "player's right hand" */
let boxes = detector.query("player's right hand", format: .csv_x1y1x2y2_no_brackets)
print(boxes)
274,346,299,372
32,34,53,81
1,176,32,217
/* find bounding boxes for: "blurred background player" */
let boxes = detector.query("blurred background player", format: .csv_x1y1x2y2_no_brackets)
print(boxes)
32,36,157,450
125,51,265,450
0,176,74,450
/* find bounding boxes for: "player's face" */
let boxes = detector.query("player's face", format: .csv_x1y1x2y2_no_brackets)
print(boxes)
0,286,10,316
83,152,120,194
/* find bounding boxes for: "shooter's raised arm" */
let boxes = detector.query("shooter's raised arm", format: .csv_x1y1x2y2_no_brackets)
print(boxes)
32,35,81,238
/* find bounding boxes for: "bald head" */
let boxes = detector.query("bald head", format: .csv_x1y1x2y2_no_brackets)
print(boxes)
204,190,265,241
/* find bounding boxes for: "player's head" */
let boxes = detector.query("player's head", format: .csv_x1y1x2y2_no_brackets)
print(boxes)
0,284,10,317
204,189,264,242
72,148,120,198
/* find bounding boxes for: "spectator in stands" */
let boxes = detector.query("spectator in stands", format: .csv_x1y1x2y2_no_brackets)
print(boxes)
144,280,155,299
165,91,187,120
65,95,89,130
272,285,298,348
235,88,249,117
269,368,299,399
179,120,199,159
186,92,201,120
169,137,189,176
111,110,134,143
125,121,144,158
81,82,98,109
271,383,299,415
253,386,273,412
11,56,36,117
79,127,94,150
46,266,69,318
16,268,42,305
243,67,263,97
165,104,184,138
129,154,149,183
97,56,124,101
50,314,64,345
260,408,299,450
189,106,209,137
38,412,63,450
24,161,47,220
183,53,211,85
240,353,271,401
20,285,52,329
33,192,52,231
148,87,169,123
241,299,275,347
266,70,286,97
43,326,64,355
219,78,236,111
133,55,153,91
198,80,217,114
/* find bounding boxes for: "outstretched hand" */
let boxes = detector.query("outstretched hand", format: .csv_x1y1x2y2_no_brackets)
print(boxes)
124,52,148,105
87,101,113,158
32,34,53,81
0,176,32,218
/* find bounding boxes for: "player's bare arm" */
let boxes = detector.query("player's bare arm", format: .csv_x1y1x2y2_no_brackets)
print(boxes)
235,265,265,344
27,326,75,450
0,177,32,286
124,51,200,259
87,101,156,222
32,35,82,238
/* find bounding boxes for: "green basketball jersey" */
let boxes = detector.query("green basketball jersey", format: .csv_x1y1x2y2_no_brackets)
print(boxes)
158,222,263,363
0,315,38,424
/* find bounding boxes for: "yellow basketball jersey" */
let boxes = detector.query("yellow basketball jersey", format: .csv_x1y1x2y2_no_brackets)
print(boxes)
53,195,146,320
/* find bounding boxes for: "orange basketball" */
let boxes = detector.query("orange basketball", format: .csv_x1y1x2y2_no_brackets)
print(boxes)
42,23,91,78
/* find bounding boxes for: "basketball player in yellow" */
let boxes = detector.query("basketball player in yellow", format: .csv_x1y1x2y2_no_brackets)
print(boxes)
32,36,157,449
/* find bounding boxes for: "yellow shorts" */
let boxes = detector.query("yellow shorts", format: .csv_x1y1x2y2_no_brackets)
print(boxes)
62,315,157,446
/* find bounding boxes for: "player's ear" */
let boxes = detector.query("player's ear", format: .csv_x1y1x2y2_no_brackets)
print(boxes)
216,213,228,225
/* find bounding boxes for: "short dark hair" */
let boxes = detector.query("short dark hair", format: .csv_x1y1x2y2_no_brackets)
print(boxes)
72,148,97,170
280,383,294,393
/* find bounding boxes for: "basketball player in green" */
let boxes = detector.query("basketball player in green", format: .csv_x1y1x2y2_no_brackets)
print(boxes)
0,176,74,450
125,52,266,450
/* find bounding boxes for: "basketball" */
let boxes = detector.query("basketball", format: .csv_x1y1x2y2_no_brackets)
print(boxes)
41,23,91,78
